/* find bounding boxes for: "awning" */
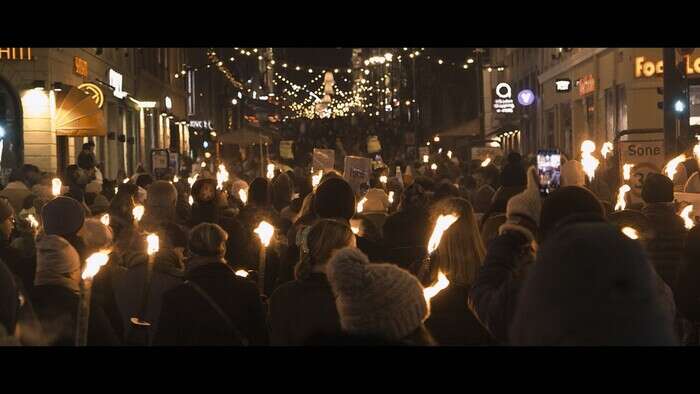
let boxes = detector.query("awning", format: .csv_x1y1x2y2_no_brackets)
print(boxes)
437,118,481,138
55,87,106,137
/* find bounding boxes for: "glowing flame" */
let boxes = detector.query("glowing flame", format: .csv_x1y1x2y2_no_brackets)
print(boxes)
27,214,39,229
380,175,388,184
187,177,195,188
146,233,160,256
430,163,438,171
51,178,62,197
356,197,368,213
114,187,118,195
665,154,687,181
422,155,429,163
423,271,450,302
621,226,639,240
132,204,145,222
235,270,249,278
480,158,491,167
188,195,194,206
623,164,634,181
266,163,275,180
427,213,459,254
447,150,453,159
615,184,631,211
680,205,695,230
311,170,323,189
600,142,614,159
122,178,130,184
580,140,599,182
238,189,248,204
200,161,207,168
100,214,110,226
216,164,229,190
173,175,179,183
388,191,394,204
438,148,443,154
351,226,360,235
82,251,110,280
254,221,275,247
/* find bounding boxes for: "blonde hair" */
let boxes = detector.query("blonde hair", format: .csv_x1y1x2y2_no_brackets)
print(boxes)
188,223,228,257
429,197,486,286
295,219,354,280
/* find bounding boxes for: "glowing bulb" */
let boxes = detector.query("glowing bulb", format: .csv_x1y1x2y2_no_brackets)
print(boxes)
204,152,211,159
428,214,460,254
132,205,145,222
146,233,160,255
201,161,207,168
173,175,179,183
254,221,275,247
100,214,110,226
422,155,429,163
51,178,62,197
266,163,275,180
621,226,639,240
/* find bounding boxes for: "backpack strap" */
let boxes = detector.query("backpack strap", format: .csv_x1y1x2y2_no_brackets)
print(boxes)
184,280,249,346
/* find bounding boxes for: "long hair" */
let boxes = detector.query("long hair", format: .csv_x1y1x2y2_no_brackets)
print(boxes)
295,219,354,280
429,197,486,287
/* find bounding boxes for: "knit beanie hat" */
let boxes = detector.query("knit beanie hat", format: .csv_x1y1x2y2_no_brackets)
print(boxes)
363,188,389,213
326,247,429,342
147,181,178,210
313,177,356,220
560,160,586,187
0,198,14,222
539,186,604,241
510,222,676,345
499,166,542,241
0,261,18,335
642,172,674,204
81,218,114,252
191,178,218,204
41,196,85,237
89,194,110,216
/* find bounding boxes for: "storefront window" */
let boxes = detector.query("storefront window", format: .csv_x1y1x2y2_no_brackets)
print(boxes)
545,109,555,148
605,88,615,141
0,78,22,178
689,84,700,126
585,95,595,136
616,85,627,131
560,103,572,159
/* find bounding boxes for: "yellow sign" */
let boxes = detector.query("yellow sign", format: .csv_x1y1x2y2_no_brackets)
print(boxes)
0,48,32,60
74,57,88,78
635,55,700,77
78,83,104,109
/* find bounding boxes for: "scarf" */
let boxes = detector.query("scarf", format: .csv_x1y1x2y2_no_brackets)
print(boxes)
34,235,81,294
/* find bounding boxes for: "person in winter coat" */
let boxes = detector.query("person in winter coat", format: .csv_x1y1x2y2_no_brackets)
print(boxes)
320,246,435,346
31,231,119,346
154,223,268,346
382,182,431,273
470,165,497,214
0,197,35,294
469,167,606,343
423,197,494,346
42,196,89,262
640,173,687,289
480,152,527,228
361,188,390,238
674,226,700,344
0,168,32,213
510,222,677,346
0,260,20,345
268,219,355,345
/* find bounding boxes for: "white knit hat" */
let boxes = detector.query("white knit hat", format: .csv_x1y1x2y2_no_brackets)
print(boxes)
326,247,429,342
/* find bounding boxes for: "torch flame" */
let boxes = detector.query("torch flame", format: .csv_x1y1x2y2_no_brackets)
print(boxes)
580,140,599,182
379,175,388,184
216,164,229,190
235,270,249,278
51,178,62,197
388,191,394,204
266,163,275,180
187,177,195,188
27,214,39,229
427,213,460,254
254,221,275,247
82,251,110,280
173,175,179,183
122,178,130,184
623,164,634,181
200,161,207,168
480,157,491,167
423,271,450,302
311,170,323,189
665,154,687,181
351,226,360,235
430,163,438,171
146,233,160,256
615,184,631,211
447,150,453,159
422,155,429,163
132,204,145,222
188,195,194,206
238,189,248,204
680,205,695,230
100,214,110,226
600,142,614,159
356,197,368,213
438,148,443,154
621,226,639,240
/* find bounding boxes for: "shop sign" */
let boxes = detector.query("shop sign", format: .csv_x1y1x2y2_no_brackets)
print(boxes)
555,78,571,92
108,69,126,98
618,131,665,204
188,120,212,129
577,75,595,96
78,83,104,108
635,55,700,78
493,82,515,114
517,89,535,106
73,57,88,78
0,48,32,60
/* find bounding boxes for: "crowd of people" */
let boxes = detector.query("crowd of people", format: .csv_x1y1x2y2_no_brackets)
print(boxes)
0,138,698,347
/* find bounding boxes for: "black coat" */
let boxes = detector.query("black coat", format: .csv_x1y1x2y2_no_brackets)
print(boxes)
468,231,534,344
153,262,268,346
31,284,120,346
426,283,495,346
268,273,341,345
642,203,687,289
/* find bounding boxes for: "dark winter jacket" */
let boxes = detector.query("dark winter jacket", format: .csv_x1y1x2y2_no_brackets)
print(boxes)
268,273,341,346
382,207,430,270
0,239,36,295
153,259,268,346
426,283,495,346
31,284,120,346
91,257,127,340
642,203,687,289
468,231,534,344
480,185,525,227
675,227,700,323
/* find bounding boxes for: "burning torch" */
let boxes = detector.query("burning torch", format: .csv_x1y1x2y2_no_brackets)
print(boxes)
75,251,110,346
680,205,696,230
580,140,600,182
51,178,62,197
254,221,275,294
132,204,145,223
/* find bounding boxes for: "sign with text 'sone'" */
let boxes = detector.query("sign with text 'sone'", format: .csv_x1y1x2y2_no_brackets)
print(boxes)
618,131,665,204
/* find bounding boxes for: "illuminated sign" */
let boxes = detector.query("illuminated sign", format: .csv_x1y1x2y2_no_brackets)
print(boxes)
517,89,535,106
108,69,126,98
73,57,88,78
578,75,595,96
188,120,212,129
78,83,104,108
0,48,32,61
493,82,515,113
555,78,571,92
635,55,700,77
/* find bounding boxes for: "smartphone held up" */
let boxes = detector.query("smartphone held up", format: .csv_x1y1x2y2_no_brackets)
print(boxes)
537,149,561,196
